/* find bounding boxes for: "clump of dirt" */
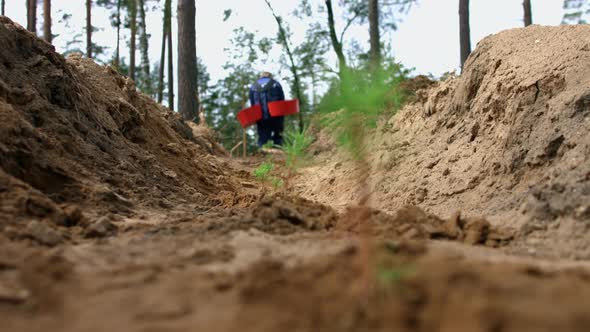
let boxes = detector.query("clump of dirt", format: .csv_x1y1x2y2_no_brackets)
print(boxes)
342,205,513,247
0,169,67,229
398,74,437,103
298,25,590,259
202,195,339,236
0,17,249,238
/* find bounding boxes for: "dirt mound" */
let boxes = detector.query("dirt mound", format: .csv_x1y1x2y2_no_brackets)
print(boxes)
0,17,245,236
298,25,590,259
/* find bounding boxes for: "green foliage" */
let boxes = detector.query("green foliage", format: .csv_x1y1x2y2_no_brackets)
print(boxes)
271,177,284,190
253,161,274,181
282,127,314,170
376,265,415,286
317,60,410,159
253,161,284,190
562,0,590,24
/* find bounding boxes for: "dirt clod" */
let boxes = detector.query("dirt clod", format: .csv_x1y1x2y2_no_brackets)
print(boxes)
84,217,118,238
22,221,64,246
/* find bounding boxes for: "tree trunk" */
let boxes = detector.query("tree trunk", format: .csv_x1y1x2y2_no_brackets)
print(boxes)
27,0,37,33
86,0,92,58
138,0,151,94
177,0,197,121
324,0,347,77
114,0,121,68
129,0,137,81
43,0,51,43
157,3,167,104
1,0,5,16
166,0,174,110
264,0,304,132
523,0,533,26
368,0,380,69
459,0,471,71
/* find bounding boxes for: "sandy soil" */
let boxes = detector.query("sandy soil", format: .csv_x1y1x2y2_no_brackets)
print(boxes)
1,17,590,332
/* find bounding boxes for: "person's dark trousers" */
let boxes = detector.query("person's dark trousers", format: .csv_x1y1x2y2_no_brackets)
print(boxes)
257,116,285,147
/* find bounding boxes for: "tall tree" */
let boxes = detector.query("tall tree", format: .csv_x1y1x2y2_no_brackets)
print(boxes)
96,0,122,67
264,0,304,132
523,0,533,26
138,0,152,94
368,0,380,69
324,0,347,77
115,0,121,68
86,0,92,58
177,0,197,121
320,0,415,73
157,0,169,103
27,0,37,33
129,0,137,80
166,0,174,110
459,0,471,71
43,0,51,42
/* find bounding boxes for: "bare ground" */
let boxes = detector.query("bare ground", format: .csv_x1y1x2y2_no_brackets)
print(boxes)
1,17,590,332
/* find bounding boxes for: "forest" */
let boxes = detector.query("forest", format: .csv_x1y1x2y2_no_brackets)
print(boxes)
1,0,590,331
5,0,568,149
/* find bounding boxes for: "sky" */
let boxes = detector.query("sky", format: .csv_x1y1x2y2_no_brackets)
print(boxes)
3,0,566,101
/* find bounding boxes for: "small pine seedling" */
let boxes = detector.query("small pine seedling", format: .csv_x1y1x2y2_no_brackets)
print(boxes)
282,126,314,171
253,161,274,181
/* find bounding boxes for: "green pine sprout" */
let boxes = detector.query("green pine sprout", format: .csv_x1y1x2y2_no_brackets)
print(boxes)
376,265,416,287
271,178,284,190
262,140,276,150
253,161,284,191
282,126,314,170
317,63,409,160
253,161,274,181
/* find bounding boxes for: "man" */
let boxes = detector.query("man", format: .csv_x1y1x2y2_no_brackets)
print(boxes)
249,72,285,148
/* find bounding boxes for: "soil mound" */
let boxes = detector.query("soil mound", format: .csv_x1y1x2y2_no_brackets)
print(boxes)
0,17,240,235
300,25,590,259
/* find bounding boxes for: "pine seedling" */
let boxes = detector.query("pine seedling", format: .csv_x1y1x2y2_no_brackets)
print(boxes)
282,126,313,170
253,161,274,181
262,140,276,150
317,64,409,301
278,126,314,191
376,265,415,288
253,160,284,192
271,178,284,190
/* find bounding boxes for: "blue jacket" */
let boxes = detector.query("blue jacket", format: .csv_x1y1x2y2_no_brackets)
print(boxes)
249,77,285,120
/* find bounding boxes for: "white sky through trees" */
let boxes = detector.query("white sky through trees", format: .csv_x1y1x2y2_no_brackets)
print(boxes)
4,0,564,103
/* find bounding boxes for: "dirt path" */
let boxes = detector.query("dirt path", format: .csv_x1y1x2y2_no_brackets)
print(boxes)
4,156,590,332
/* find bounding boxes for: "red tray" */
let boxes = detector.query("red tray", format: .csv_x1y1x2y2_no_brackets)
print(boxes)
237,104,263,128
268,99,300,117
